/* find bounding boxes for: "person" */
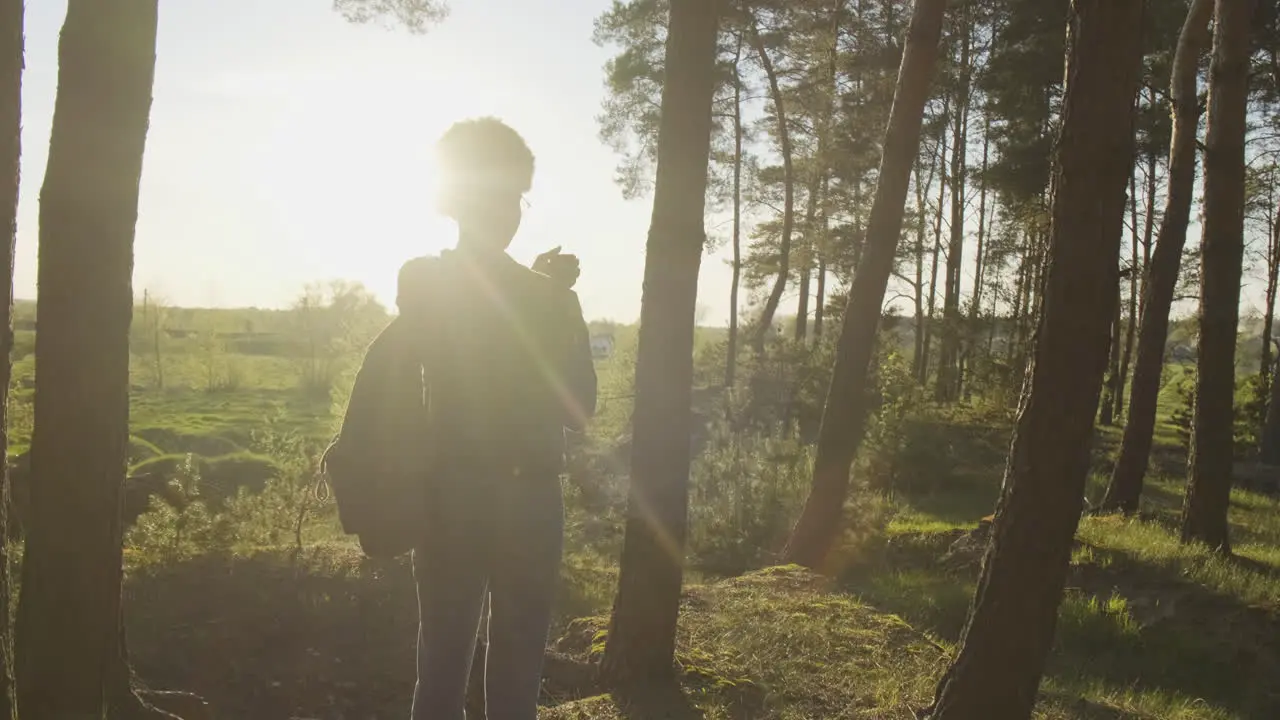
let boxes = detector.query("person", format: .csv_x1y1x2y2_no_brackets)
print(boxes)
400,117,596,720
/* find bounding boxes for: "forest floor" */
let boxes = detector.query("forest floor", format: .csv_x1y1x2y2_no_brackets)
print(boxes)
124,465,1280,719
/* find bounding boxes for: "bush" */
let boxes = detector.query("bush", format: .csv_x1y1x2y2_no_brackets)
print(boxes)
687,429,813,576
1169,369,1263,458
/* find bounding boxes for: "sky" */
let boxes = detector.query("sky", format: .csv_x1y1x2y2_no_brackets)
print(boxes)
15,2,1279,332
15,0,739,324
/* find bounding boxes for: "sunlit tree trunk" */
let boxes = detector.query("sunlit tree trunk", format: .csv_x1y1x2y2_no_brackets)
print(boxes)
1101,0,1213,515
781,0,947,570
601,0,718,684
1182,0,1254,553
927,1,1144,716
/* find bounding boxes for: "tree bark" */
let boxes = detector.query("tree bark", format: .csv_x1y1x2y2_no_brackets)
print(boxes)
14,2,164,718
781,0,946,570
1100,0,1213,515
601,0,718,685
0,1,21,717
927,1,1144,716
749,18,796,351
726,34,744,390
1182,0,1254,553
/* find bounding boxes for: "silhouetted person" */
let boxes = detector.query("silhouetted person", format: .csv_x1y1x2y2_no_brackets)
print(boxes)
399,117,596,720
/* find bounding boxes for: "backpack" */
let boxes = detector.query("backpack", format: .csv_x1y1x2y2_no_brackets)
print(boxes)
320,258,441,559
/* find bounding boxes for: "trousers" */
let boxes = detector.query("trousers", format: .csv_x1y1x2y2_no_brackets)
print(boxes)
410,468,564,720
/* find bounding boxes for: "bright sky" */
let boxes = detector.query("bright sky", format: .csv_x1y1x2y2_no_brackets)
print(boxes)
16,0,738,324
15,2,1277,332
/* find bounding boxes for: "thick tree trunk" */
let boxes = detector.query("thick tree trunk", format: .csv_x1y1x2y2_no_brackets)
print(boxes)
601,0,718,685
0,2,21,717
726,35,744,390
13,3,171,719
1182,0,1254,553
927,1,1144,716
936,12,971,404
1101,0,1213,515
781,0,946,570
749,20,796,351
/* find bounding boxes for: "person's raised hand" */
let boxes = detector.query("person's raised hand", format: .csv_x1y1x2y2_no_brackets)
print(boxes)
533,246,581,289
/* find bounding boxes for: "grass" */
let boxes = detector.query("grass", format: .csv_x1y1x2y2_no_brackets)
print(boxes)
14,309,1270,719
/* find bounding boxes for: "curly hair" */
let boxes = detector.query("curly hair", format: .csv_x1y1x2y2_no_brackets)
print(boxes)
435,117,535,217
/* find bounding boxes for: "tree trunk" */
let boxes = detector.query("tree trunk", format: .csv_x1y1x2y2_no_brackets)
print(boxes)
960,122,991,401
1100,0,1213,515
795,265,811,341
1182,0,1253,553
927,1,1144,716
811,0,842,344
0,1,21,717
601,0,718,685
13,3,169,718
1099,285,1122,426
936,11,971,404
1116,164,1141,421
912,160,929,379
749,20,796,352
814,256,826,339
1140,147,1158,314
726,34,744,390
781,0,946,570
1261,206,1280,463
795,174,819,342
920,121,948,383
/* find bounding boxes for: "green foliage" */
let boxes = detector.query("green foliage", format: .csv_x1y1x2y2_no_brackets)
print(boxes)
1168,369,1266,458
